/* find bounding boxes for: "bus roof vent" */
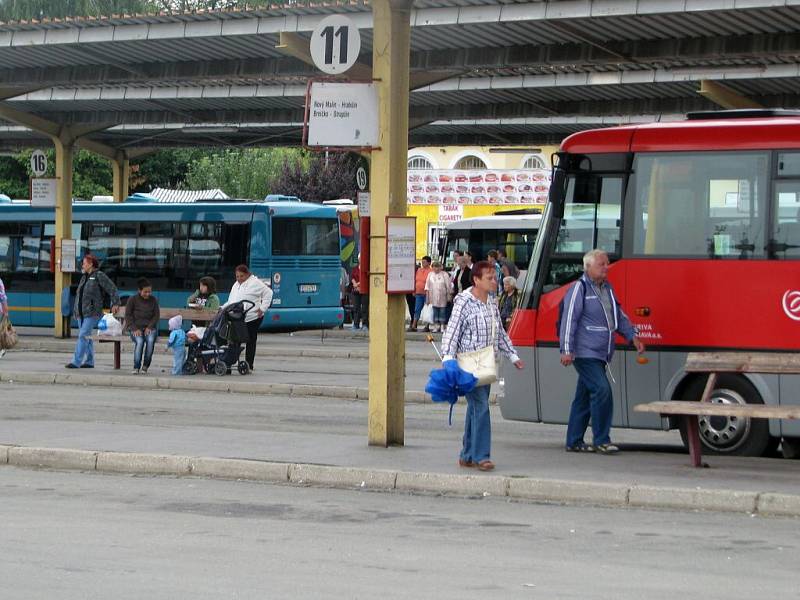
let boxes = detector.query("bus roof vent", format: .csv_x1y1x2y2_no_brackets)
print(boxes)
686,109,800,120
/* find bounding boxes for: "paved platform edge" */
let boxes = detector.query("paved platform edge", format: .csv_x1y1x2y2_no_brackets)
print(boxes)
1,444,797,518
12,339,433,361
0,370,499,404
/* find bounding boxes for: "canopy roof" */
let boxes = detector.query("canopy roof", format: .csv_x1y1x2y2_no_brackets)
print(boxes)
0,0,797,151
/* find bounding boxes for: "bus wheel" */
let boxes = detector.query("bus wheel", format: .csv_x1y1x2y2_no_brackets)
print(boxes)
678,375,771,457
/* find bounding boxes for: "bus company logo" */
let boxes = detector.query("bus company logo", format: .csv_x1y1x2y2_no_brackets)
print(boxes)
273,272,282,285
782,290,800,321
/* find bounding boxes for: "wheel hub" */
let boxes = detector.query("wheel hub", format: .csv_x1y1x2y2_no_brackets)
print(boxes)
697,388,751,452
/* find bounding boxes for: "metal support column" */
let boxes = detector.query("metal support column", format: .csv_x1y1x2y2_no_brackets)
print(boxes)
53,135,74,338
112,154,130,203
367,0,413,447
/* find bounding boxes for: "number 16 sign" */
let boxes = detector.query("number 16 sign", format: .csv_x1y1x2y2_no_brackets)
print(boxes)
310,15,361,75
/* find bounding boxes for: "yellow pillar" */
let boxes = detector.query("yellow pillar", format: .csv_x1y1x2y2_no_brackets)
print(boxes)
112,155,130,202
53,136,74,338
368,0,413,447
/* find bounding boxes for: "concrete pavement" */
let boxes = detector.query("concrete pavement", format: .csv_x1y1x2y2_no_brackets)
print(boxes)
2,361,800,517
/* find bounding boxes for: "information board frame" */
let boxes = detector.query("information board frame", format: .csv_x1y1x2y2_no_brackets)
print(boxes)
385,216,416,294
302,78,380,152
60,238,77,273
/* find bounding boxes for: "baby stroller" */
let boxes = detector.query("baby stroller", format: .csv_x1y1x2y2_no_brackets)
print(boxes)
183,300,254,376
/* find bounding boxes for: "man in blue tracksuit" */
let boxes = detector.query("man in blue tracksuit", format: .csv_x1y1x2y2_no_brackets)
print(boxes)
559,249,645,454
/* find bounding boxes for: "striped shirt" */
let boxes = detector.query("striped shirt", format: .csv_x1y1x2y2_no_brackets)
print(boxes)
441,288,520,363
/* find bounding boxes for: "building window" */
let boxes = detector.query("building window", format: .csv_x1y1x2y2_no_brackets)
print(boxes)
408,156,434,170
523,154,546,169
454,155,487,170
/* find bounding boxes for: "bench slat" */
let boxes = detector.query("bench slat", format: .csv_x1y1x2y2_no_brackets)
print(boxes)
634,401,800,420
685,352,800,374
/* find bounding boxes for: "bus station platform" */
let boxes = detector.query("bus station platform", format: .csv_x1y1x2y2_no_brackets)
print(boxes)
2,330,800,519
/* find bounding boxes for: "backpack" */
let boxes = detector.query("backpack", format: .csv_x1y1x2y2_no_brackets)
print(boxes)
555,278,585,338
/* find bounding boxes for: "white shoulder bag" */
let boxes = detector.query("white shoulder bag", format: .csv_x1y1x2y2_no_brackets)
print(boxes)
456,312,497,386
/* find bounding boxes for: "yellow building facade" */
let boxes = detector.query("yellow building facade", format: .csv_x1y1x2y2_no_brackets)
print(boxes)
406,145,559,257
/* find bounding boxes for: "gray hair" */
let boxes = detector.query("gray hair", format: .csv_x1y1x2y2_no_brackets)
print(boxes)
502,276,517,288
583,249,608,270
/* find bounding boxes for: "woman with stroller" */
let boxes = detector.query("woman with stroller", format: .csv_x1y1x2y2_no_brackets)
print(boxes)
187,276,220,311
223,265,273,371
66,254,120,369
124,278,160,374
441,261,525,472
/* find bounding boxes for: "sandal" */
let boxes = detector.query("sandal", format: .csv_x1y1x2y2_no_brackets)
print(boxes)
458,458,476,468
565,443,595,453
477,460,495,471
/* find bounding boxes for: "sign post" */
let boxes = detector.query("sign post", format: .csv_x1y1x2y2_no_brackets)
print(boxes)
310,15,362,75
31,149,47,177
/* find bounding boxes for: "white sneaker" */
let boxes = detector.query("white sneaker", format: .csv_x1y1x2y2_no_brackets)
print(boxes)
141,366,148,375
131,369,140,375
0,349,6,358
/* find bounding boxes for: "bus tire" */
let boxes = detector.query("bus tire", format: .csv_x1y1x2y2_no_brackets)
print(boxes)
678,374,771,457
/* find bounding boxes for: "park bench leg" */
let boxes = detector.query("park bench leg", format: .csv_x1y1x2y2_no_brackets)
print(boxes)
114,342,120,370
685,415,703,467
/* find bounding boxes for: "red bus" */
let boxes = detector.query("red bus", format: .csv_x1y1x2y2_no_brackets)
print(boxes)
500,110,800,457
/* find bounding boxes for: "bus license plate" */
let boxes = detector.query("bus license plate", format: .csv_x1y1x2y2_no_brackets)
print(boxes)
298,284,318,293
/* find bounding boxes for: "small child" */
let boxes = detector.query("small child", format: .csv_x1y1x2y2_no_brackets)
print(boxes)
166,315,186,375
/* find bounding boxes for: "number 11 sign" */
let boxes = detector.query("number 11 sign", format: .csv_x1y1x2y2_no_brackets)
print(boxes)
310,15,361,75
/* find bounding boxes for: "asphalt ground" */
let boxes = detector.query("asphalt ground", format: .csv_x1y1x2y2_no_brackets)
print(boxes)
1,327,800,516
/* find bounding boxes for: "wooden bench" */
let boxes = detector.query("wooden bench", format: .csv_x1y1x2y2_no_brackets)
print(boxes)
92,307,216,370
634,352,800,467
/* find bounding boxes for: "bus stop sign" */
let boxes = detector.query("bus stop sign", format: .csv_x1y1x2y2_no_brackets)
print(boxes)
310,15,361,75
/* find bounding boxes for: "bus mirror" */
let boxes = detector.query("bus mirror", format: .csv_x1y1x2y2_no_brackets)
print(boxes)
551,168,567,219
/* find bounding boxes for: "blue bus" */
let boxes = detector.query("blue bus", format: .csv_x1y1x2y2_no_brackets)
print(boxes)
0,198,344,330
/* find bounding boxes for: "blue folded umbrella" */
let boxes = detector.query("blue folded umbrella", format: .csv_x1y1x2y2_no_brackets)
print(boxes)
425,359,478,425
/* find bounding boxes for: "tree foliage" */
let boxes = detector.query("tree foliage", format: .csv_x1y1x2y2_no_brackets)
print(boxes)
0,0,280,21
273,151,364,203
184,148,307,200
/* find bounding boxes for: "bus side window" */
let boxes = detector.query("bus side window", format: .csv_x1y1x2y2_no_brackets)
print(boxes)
774,181,800,258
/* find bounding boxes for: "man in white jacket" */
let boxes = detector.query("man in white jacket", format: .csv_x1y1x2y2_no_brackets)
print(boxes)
224,264,273,371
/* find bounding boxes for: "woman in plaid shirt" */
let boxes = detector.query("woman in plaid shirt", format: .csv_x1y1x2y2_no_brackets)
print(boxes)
441,261,525,471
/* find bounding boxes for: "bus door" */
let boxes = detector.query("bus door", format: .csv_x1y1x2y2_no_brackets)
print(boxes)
624,150,771,427
503,154,628,424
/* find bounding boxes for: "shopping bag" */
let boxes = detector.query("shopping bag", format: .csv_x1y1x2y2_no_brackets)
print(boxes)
97,313,122,336
420,303,435,325
0,315,18,350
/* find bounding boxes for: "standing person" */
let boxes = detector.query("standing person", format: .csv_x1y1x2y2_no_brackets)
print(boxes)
166,315,186,376
338,266,349,329
350,262,369,330
560,249,645,454
66,254,120,369
442,261,525,471
409,256,432,332
186,276,220,311
451,251,472,298
487,250,503,292
498,276,519,331
124,278,160,375
224,265,273,371
0,276,8,358
425,261,451,333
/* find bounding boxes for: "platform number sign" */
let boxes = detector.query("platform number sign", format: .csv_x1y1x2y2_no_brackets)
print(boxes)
31,149,47,177
310,15,361,75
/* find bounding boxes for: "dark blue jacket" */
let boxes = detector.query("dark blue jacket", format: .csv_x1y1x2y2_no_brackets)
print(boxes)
559,274,636,362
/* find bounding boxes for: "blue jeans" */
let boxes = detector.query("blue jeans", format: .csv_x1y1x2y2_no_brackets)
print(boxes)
413,294,426,320
432,306,447,324
461,384,492,463
71,316,100,367
130,330,158,370
171,345,186,375
566,357,613,447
